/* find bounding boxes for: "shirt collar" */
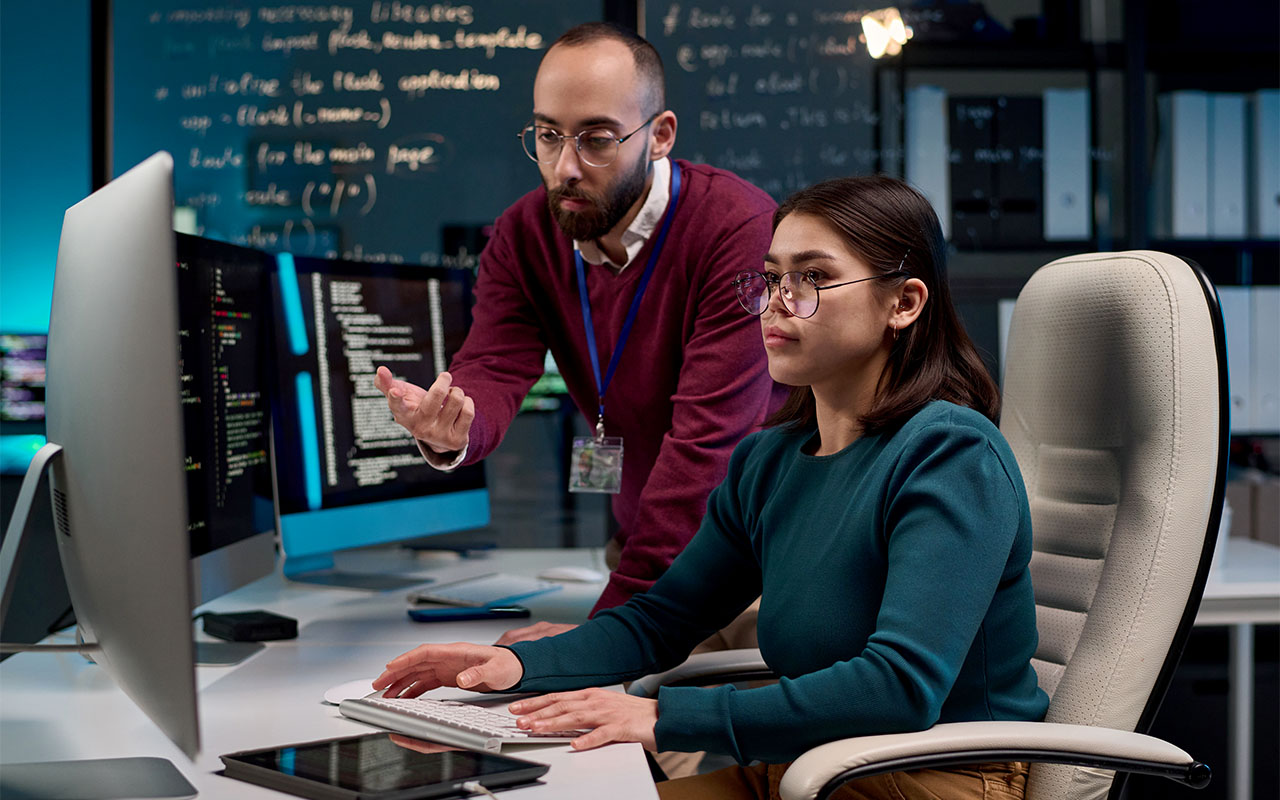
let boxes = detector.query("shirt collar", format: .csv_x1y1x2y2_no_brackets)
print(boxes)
575,157,671,272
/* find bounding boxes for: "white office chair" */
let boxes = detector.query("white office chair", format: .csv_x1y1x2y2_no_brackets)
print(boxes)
630,251,1229,800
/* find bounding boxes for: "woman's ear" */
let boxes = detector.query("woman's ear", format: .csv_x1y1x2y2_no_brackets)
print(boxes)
649,111,677,160
891,278,928,332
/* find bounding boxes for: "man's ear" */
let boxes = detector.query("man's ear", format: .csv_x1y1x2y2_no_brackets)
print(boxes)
649,111,677,160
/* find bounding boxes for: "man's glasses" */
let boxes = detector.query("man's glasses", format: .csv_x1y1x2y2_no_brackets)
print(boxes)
518,113,659,168
732,270,907,319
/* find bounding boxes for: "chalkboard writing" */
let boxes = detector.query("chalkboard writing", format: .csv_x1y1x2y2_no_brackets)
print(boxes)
112,1,598,264
647,2,906,200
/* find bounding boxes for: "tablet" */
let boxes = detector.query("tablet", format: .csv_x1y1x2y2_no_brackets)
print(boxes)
220,732,549,800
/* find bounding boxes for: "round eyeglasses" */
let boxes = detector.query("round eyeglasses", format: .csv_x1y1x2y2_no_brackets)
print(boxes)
732,270,907,319
518,113,659,168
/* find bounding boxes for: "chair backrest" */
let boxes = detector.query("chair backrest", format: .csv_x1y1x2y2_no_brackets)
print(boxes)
999,251,1228,800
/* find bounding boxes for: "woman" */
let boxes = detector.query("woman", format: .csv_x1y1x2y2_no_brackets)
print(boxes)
373,176,1049,799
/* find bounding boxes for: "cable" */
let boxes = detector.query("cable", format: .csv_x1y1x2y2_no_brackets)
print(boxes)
461,781,499,799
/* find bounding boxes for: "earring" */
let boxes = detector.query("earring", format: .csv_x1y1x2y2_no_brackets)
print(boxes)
892,325,899,342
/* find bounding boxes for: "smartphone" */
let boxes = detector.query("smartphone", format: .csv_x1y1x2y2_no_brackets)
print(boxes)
406,605,531,623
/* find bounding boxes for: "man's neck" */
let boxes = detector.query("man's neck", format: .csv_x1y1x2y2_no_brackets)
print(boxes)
592,169,655,266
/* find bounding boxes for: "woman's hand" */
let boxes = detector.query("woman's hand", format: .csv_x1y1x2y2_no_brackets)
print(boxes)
372,643,523,697
509,689,659,751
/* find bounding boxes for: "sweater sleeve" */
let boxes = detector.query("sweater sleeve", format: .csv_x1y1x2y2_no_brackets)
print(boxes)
508,437,764,691
593,203,776,612
654,424,1028,764
444,211,549,463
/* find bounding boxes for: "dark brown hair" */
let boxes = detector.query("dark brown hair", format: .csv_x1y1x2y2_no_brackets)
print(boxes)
547,23,665,118
766,175,1000,433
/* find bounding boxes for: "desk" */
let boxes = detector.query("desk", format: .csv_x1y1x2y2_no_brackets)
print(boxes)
0,547,658,799
1196,536,1280,800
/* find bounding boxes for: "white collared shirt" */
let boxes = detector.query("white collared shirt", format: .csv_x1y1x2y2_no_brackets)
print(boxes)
574,156,671,272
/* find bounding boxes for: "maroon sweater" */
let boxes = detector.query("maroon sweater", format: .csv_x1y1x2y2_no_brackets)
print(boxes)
450,159,778,613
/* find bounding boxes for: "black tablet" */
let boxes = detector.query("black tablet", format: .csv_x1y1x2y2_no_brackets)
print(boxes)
220,732,549,800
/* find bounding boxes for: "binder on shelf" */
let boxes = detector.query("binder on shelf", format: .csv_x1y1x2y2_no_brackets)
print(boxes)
1042,88,1091,242
1251,89,1280,238
1216,287,1252,434
1155,91,1210,239
1250,287,1279,433
906,85,951,240
994,96,1044,246
1208,93,1247,239
949,96,997,248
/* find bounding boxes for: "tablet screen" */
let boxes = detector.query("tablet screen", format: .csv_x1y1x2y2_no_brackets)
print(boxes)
222,732,548,798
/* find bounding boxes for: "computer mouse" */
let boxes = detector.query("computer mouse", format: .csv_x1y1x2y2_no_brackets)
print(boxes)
536,566,606,583
322,679,382,705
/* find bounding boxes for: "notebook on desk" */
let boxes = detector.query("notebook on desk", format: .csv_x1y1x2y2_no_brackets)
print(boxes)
406,573,560,608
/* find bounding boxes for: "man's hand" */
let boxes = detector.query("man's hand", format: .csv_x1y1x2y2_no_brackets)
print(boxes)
494,622,579,646
373,366,474,454
373,642,523,697
509,689,659,751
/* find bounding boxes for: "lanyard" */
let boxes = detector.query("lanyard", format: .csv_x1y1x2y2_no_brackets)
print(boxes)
575,160,682,436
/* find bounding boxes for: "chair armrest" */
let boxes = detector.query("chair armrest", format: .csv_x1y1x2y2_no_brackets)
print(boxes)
626,649,773,698
778,721,1210,800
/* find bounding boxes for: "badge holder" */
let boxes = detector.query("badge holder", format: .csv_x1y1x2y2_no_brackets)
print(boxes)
569,424,623,494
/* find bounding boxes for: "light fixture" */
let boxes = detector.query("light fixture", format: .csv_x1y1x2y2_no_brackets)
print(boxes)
861,7,913,59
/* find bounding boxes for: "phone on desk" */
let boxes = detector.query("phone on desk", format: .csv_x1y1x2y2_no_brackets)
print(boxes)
407,605,531,623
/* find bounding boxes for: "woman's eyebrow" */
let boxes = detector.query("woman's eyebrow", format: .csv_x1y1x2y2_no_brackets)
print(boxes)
763,250,838,265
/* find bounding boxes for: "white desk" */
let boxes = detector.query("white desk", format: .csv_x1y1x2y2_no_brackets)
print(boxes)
0,546,658,799
1196,536,1280,800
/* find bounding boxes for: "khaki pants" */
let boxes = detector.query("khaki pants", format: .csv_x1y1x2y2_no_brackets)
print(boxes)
657,760,1029,800
604,538,761,780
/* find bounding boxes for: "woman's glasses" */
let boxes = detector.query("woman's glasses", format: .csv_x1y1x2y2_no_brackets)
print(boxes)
732,270,907,319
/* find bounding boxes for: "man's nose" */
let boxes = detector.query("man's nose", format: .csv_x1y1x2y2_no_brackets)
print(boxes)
553,139,584,185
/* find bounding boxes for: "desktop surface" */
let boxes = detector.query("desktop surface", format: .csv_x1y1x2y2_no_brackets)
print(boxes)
0,546,653,799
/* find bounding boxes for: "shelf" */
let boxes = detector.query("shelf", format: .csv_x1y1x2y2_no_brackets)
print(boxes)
891,41,1125,71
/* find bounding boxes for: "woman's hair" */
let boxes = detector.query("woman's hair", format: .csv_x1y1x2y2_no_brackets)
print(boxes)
766,175,1001,433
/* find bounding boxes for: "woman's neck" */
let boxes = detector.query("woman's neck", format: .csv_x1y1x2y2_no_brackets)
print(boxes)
810,352,888,456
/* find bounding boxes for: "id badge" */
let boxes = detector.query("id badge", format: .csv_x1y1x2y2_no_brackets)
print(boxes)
569,436,623,494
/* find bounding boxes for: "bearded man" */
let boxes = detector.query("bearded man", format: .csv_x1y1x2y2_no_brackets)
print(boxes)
374,22,777,647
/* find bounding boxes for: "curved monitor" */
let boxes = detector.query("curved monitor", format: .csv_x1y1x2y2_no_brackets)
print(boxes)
269,255,489,586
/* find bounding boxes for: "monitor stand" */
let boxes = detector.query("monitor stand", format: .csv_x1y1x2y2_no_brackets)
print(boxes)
282,551,430,591
0,445,197,800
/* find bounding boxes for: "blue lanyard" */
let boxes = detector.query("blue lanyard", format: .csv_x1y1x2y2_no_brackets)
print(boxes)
575,160,682,430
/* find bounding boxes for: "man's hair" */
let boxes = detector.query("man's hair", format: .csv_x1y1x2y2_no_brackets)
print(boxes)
767,175,1002,434
547,22,665,118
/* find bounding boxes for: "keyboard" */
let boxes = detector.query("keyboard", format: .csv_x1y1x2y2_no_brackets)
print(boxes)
407,572,561,607
339,696,588,752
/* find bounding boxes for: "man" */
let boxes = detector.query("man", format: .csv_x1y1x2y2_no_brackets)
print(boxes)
375,23,776,644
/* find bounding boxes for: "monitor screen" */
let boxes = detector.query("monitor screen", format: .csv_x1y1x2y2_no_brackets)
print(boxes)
269,254,488,582
0,333,47,427
175,233,277,603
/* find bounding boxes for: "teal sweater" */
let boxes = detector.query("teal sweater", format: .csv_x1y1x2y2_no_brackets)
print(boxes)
508,401,1049,764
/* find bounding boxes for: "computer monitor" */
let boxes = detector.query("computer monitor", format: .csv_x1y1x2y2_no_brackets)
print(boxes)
0,152,200,770
269,254,488,588
0,333,49,476
175,232,277,605
0,153,276,788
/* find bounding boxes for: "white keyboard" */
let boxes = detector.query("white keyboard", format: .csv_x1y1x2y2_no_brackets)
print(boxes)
339,696,588,752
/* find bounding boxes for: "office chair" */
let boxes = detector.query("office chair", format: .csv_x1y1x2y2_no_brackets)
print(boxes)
629,251,1229,800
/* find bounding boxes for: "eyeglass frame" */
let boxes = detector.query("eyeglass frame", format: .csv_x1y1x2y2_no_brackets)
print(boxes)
732,269,910,319
517,112,661,168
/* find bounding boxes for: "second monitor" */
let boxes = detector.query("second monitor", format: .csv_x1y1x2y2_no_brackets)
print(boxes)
270,254,488,587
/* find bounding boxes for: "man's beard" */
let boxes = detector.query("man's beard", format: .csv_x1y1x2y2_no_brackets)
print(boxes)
546,154,649,242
